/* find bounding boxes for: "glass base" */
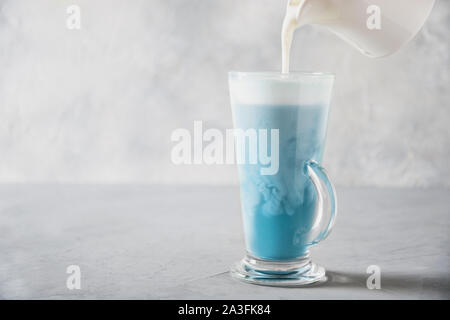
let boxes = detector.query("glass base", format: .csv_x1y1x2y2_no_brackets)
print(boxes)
230,252,327,287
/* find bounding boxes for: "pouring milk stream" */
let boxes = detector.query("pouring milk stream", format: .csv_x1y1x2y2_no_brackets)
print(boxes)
282,0,436,73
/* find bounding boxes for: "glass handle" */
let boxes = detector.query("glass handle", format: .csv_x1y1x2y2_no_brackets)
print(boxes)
305,160,337,245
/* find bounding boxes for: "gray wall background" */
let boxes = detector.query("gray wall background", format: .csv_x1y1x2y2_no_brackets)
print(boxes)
0,0,448,187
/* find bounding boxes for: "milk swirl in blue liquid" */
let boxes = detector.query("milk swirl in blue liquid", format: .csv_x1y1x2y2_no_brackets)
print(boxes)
232,102,329,260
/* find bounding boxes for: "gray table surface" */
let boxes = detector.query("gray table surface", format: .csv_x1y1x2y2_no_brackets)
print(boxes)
0,185,449,299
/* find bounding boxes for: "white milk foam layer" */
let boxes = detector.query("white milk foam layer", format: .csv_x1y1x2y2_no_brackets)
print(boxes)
229,73,334,106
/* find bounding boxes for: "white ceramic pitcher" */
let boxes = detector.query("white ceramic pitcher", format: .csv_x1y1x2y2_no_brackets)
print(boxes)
286,0,436,57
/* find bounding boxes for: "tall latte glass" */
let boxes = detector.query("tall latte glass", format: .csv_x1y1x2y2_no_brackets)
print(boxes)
229,72,337,286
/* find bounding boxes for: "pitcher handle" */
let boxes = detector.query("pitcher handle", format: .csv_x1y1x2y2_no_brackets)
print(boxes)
305,160,337,245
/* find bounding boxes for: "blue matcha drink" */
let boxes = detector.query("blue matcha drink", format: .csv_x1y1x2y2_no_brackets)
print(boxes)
232,103,329,260
229,73,333,261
